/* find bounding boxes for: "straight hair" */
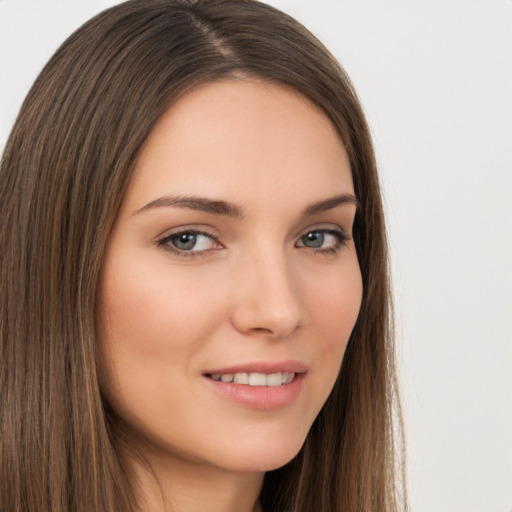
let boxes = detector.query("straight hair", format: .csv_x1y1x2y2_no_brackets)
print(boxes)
0,1,406,510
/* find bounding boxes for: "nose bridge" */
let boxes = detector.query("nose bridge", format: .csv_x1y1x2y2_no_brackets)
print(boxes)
230,241,303,337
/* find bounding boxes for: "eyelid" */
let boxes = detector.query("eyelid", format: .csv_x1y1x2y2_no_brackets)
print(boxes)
156,226,222,258
157,229,217,245
154,224,219,243
295,225,351,254
296,224,351,240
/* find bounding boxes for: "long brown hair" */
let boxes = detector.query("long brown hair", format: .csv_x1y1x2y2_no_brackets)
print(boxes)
0,1,406,510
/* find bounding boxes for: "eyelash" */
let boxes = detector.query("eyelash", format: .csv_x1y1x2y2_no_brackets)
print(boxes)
156,227,350,259
297,229,350,256
157,229,220,259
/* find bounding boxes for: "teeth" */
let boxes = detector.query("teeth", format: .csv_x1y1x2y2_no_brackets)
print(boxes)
248,373,267,386
210,372,296,386
233,372,249,384
282,372,294,384
266,373,282,387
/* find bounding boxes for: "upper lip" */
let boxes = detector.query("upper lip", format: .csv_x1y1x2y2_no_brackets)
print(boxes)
204,360,308,375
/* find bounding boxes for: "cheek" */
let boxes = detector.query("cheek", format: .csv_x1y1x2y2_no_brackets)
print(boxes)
307,256,362,337
99,260,223,358
97,260,227,431
303,257,363,384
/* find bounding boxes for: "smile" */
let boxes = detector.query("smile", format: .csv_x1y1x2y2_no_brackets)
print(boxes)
208,372,295,386
203,361,307,409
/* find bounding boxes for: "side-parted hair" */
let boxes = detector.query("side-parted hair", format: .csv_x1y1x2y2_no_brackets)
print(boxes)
0,1,406,511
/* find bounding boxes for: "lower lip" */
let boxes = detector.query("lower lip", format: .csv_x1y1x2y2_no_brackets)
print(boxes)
203,373,306,410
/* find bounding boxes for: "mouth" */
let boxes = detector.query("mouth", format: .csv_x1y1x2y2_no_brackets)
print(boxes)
206,371,296,386
202,362,307,409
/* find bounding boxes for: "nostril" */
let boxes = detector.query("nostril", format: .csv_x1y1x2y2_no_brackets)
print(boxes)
248,327,273,334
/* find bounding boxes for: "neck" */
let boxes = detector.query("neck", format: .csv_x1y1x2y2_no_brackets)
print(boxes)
125,447,265,512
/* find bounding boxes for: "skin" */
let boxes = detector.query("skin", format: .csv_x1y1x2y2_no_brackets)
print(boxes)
99,79,362,512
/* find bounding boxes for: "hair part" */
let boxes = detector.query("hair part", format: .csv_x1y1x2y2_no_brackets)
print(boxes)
0,1,406,510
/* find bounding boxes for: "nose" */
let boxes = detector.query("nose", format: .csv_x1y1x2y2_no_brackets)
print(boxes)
230,250,305,339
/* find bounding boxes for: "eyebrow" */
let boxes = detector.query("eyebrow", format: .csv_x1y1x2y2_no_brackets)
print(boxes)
134,195,246,219
301,193,359,217
134,193,358,218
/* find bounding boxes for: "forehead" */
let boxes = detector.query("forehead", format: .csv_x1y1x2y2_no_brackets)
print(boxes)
123,79,353,214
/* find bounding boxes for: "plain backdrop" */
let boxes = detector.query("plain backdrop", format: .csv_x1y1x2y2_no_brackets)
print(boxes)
1,1,511,511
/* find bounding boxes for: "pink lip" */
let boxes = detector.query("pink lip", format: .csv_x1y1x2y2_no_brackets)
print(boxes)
204,360,308,375
202,360,308,410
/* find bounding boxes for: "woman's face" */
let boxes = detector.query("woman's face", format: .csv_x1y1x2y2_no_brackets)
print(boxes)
99,79,362,474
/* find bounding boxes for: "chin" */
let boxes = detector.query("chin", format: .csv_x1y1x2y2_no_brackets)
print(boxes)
209,429,309,473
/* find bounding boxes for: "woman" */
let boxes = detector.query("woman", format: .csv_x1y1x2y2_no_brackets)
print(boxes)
0,1,406,511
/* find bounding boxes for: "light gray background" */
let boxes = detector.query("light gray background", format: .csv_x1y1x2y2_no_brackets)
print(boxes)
1,1,511,511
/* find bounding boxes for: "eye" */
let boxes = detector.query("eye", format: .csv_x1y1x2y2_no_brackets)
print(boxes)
157,230,220,256
296,229,348,253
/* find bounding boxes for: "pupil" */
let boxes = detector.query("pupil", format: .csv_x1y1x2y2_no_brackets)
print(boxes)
304,231,324,248
174,233,197,250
